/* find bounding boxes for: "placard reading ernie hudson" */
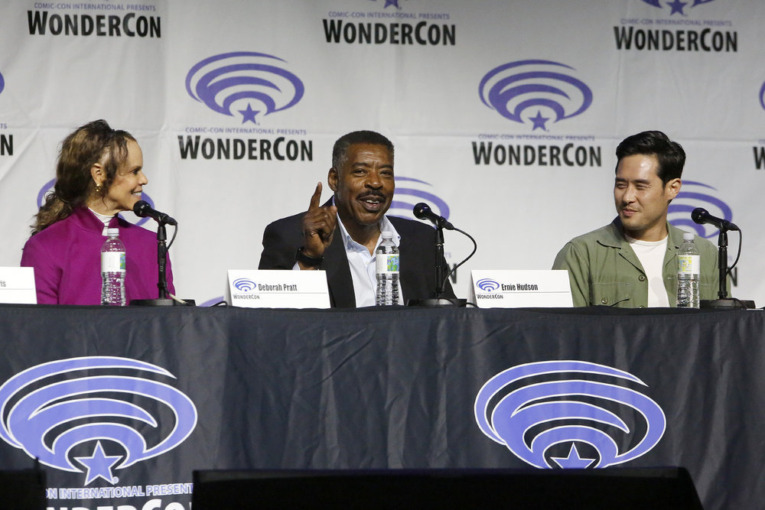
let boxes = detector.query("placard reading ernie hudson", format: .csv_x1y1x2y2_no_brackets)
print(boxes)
470,270,572,308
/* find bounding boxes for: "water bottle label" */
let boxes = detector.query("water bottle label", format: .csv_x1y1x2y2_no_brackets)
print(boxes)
677,254,699,275
376,254,400,273
101,252,126,272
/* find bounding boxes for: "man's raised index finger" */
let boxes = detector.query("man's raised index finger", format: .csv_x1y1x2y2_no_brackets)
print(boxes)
308,182,323,210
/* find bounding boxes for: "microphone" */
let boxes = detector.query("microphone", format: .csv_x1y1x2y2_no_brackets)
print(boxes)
133,200,177,226
691,207,738,232
413,203,454,230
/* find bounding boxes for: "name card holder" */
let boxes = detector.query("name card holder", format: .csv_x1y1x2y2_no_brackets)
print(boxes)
0,267,37,304
469,270,573,308
227,269,330,309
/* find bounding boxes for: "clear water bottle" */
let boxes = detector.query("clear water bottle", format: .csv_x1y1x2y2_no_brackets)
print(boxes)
676,232,700,308
101,228,126,306
375,231,400,306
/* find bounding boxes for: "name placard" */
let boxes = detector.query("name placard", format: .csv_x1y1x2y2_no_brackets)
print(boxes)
227,270,330,309
0,267,37,304
470,270,573,308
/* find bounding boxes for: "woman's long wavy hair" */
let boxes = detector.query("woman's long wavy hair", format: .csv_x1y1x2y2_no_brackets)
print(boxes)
31,120,135,234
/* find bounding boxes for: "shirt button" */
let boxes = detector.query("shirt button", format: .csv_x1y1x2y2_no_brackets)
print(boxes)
600,298,608,305
638,275,646,281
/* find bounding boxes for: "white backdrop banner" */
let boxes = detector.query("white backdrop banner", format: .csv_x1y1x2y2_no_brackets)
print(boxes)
1,0,764,307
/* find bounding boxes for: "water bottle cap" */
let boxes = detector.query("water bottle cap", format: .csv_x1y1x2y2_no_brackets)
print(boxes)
381,231,394,240
682,232,694,241
106,228,119,237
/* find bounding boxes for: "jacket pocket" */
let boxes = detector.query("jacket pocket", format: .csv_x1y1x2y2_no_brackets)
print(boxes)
590,282,634,307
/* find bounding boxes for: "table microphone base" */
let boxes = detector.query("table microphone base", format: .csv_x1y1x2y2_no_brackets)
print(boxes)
701,298,755,310
131,298,196,307
407,298,467,308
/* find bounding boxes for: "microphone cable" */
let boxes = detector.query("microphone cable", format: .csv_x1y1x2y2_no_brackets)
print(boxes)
439,226,477,294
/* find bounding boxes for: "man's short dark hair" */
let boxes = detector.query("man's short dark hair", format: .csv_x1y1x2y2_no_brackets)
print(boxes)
332,130,394,169
615,130,685,184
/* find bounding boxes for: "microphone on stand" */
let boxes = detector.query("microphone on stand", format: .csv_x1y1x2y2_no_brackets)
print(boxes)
413,203,454,230
689,207,753,309
130,200,194,307
408,203,472,308
133,200,177,226
691,208,738,232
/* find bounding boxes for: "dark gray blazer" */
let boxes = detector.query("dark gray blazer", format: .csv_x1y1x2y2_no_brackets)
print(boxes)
258,208,455,308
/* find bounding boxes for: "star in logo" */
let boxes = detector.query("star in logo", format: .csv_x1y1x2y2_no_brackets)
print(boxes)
384,0,401,9
239,104,260,124
667,0,688,15
551,444,597,469
529,110,550,131
75,442,122,485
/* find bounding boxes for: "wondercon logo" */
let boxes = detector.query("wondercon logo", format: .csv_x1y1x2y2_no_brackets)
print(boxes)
36,179,153,227
641,0,716,16
233,278,257,292
476,278,500,292
0,357,197,485
479,60,593,132
186,51,304,125
759,81,765,111
668,180,734,238
475,360,666,469
0,70,4,95
389,176,450,222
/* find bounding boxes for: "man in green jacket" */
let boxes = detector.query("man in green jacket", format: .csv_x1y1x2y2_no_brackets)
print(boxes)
553,131,720,308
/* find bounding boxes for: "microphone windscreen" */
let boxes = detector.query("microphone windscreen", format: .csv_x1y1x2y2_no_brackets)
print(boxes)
413,202,430,219
133,200,151,217
691,207,707,225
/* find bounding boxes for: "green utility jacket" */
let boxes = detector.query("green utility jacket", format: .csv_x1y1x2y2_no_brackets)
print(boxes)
553,218,720,308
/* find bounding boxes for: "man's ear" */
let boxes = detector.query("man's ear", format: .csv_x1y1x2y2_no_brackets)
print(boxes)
328,167,338,192
666,178,681,200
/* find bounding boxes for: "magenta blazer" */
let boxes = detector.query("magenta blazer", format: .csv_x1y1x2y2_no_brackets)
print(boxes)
21,207,174,305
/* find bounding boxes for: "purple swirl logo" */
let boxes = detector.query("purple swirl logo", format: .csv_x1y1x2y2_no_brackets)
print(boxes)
0,71,4,95
479,60,593,132
186,51,304,125
37,179,154,227
476,279,500,292
389,176,450,221
475,360,666,469
641,0,716,16
669,180,733,238
233,278,257,292
0,357,197,485
759,81,765,111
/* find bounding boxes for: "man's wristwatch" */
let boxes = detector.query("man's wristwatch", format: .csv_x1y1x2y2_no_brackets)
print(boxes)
296,247,323,268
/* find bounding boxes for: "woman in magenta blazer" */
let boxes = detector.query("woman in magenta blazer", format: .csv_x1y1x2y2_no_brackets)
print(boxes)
21,120,174,305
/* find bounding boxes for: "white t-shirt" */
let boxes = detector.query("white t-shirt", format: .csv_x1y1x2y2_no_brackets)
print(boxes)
625,234,669,307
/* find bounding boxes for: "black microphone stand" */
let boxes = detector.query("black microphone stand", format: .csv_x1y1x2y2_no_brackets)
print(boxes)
701,228,752,309
157,222,170,299
131,219,176,306
434,225,446,297
407,224,466,308
716,229,728,300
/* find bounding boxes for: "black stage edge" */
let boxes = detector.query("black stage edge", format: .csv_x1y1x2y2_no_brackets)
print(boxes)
0,467,46,510
192,467,703,510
